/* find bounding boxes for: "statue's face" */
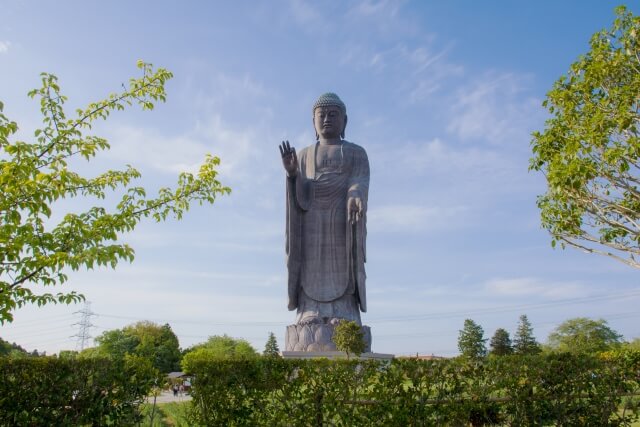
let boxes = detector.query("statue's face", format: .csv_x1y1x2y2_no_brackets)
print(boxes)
314,106,345,139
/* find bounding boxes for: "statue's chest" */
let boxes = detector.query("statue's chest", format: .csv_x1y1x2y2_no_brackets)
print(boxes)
315,145,343,173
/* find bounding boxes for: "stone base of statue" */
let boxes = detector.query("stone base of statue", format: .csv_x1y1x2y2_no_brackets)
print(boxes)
281,350,394,360
285,322,371,352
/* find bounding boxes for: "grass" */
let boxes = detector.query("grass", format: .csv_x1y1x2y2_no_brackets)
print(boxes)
140,401,191,426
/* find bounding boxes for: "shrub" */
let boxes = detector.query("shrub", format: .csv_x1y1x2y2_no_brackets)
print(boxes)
186,351,640,426
0,355,156,426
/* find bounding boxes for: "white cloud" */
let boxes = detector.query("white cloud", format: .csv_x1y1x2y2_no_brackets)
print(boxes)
374,136,529,198
349,0,401,18
0,41,10,54
195,71,271,110
395,137,505,176
103,113,262,187
484,277,588,299
447,72,543,145
368,204,469,232
286,0,323,27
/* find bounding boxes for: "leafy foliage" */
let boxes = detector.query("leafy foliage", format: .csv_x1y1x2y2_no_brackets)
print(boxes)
332,320,366,358
547,317,623,354
263,331,280,357
0,336,28,357
458,318,487,359
186,351,640,426
513,314,541,355
90,321,181,373
530,6,640,268
489,328,513,356
0,355,157,426
624,337,640,350
181,334,258,373
0,61,230,322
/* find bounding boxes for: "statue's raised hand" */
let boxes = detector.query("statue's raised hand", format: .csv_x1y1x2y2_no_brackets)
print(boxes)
279,140,298,177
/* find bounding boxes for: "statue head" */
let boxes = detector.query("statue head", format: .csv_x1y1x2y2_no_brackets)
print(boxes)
312,93,347,140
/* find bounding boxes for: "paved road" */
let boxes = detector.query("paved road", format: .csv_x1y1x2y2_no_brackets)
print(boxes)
147,390,192,404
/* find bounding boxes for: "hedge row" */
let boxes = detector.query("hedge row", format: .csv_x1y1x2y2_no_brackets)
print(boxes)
187,351,640,426
0,355,156,426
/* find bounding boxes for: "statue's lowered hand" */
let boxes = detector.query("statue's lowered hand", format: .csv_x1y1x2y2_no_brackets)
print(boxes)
348,196,365,224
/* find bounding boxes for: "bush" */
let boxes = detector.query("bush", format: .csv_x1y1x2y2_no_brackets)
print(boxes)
0,355,157,426
186,351,640,426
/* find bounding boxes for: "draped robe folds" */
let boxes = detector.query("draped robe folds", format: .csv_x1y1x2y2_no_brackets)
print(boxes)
285,141,369,324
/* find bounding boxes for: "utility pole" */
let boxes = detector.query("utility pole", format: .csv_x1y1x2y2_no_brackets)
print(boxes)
72,301,96,351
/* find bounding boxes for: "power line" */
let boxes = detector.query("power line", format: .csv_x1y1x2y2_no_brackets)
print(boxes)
367,289,640,323
84,289,640,329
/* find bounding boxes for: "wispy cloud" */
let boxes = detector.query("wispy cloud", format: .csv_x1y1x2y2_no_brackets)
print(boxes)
106,125,209,174
345,0,416,37
104,68,277,188
371,136,528,201
394,138,505,176
484,277,588,299
368,204,469,232
286,0,323,28
0,41,10,54
348,0,401,18
447,72,543,145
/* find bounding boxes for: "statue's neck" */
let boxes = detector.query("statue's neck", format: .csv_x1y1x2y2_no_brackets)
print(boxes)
318,137,342,146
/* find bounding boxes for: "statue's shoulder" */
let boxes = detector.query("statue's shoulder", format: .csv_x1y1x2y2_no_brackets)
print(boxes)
298,145,312,161
342,140,367,156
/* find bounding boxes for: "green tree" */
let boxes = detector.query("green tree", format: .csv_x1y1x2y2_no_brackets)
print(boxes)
181,335,258,372
0,61,230,322
125,321,181,373
513,314,541,355
332,320,366,359
547,317,623,354
93,329,139,360
92,321,181,373
57,350,78,360
489,328,513,356
0,336,27,357
623,337,640,350
263,332,280,357
457,319,487,359
530,7,640,268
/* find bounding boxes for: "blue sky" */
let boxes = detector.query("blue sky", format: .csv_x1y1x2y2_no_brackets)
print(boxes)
1,0,638,357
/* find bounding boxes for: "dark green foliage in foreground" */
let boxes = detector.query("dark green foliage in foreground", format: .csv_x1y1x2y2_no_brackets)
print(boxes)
187,351,640,426
141,401,191,427
0,355,157,426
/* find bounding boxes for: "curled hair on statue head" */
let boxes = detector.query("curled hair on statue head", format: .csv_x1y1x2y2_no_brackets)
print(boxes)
312,93,347,116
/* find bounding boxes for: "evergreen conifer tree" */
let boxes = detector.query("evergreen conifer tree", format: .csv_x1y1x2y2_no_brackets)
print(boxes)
263,332,280,357
458,319,487,359
513,314,541,355
489,328,513,356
